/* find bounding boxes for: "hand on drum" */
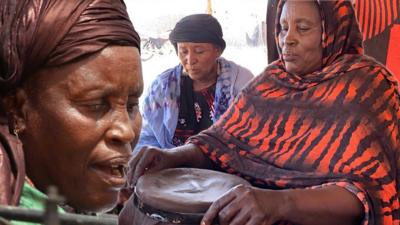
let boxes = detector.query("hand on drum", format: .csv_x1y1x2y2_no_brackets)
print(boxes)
127,144,210,188
201,184,284,225
127,146,179,187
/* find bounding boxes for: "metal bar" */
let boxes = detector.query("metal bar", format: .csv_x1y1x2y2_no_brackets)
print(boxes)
44,186,61,225
0,217,11,225
0,206,117,225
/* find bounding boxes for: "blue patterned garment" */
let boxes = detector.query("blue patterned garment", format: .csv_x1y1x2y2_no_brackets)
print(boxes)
135,57,254,150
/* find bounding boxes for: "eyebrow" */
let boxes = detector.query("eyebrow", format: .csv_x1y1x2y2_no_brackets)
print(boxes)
280,18,315,24
295,18,315,25
67,83,112,98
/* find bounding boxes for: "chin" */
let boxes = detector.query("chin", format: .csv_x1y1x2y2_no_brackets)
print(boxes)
67,189,119,213
286,67,303,76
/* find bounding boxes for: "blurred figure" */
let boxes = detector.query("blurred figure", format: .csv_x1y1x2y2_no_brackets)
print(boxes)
136,14,254,150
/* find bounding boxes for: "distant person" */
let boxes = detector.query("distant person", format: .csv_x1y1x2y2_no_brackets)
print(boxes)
135,14,254,150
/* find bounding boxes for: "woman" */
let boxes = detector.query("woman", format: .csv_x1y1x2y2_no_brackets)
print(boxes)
136,14,254,150
125,0,399,225
267,0,400,78
0,0,142,216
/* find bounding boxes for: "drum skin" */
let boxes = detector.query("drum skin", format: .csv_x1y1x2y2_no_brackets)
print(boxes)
134,168,250,224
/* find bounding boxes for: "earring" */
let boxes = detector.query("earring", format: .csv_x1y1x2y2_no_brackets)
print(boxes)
13,119,20,139
13,126,20,139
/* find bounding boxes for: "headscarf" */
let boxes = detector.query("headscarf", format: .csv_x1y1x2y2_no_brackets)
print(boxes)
189,0,400,224
0,0,140,94
169,14,226,51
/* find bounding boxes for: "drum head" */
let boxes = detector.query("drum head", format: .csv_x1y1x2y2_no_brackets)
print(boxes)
135,168,250,214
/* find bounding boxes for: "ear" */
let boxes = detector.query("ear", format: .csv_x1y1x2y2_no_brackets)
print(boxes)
217,49,223,57
215,45,223,57
1,88,29,135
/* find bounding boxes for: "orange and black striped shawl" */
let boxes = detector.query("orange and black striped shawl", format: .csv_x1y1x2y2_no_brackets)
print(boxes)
189,1,399,224
354,0,400,79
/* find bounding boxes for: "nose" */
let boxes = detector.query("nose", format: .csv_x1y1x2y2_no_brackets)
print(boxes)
106,108,136,145
186,52,197,65
283,27,297,47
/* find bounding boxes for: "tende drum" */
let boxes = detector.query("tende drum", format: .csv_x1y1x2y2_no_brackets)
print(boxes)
133,168,250,225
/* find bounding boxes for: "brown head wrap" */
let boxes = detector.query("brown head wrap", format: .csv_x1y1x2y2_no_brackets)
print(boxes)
0,0,140,94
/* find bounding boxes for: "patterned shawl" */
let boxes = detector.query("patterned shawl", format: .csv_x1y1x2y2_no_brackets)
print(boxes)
136,58,254,150
189,1,399,224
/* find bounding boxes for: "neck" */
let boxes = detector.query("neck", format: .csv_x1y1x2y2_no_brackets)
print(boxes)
192,76,217,91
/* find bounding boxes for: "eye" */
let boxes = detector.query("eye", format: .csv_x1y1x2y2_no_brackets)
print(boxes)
178,49,188,56
298,26,310,32
194,48,205,54
126,100,139,116
87,103,108,112
76,99,110,119
279,25,288,36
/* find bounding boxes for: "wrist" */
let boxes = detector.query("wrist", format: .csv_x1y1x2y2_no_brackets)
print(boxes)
170,144,201,167
253,188,293,223
277,189,296,222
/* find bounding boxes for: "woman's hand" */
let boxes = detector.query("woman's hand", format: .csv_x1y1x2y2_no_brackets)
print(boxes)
127,145,179,187
201,185,283,225
202,184,364,225
127,144,209,187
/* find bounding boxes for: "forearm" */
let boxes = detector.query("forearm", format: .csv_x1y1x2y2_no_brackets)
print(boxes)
278,185,364,225
170,143,215,169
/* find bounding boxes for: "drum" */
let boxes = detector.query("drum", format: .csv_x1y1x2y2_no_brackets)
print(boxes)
131,168,250,225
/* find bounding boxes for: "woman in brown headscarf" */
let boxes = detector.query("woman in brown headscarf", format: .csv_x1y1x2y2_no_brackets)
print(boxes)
127,0,399,224
0,0,142,214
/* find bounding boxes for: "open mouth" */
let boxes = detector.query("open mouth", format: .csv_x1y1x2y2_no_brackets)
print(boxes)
91,163,128,188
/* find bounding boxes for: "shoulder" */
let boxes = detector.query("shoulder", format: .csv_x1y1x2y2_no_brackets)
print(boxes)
142,65,181,112
144,64,181,99
346,55,398,91
218,57,254,83
149,65,181,89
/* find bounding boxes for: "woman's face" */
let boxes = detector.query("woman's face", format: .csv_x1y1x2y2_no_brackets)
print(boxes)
177,42,222,82
278,0,323,76
20,46,143,212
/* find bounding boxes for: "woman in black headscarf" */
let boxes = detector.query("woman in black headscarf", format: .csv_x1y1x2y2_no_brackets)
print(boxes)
135,14,253,150
0,0,142,213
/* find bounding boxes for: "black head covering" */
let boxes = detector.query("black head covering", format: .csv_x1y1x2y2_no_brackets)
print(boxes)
0,0,140,95
169,14,226,51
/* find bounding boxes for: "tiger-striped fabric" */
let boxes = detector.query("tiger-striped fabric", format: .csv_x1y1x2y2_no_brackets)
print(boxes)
189,1,400,224
355,0,399,40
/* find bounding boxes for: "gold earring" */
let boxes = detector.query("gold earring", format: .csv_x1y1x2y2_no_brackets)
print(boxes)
13,121,20,139
13,127,20,139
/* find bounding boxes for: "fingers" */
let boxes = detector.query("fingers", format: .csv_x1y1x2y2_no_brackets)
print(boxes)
128,146,160,186
245,216,271,225
203,184,276,225
201,188,236,225
131,149,155,184
229,212,250,225
127,148,145,187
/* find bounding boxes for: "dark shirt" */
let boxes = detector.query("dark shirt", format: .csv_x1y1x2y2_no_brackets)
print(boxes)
172,75,216,146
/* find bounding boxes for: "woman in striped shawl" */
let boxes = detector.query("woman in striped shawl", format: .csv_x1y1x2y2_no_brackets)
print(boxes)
126,0,399,224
